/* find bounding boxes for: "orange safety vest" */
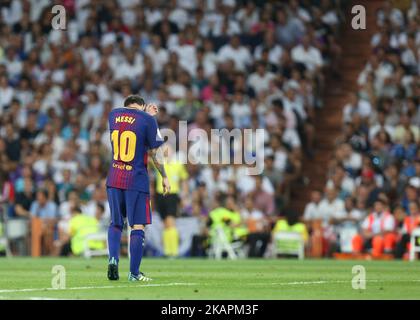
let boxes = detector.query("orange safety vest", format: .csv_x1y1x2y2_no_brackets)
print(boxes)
403,216,420,234
367,211,392,233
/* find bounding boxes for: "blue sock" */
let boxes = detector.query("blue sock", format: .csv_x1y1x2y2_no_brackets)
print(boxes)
130,229,145,276
108,224,122,263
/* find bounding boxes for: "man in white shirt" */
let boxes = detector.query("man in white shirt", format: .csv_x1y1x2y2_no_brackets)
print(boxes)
113,48,144,80
0,75,14,113
327,165,356,198
168,0,189,30
217,35,252,72
230,91,251,128
247,61,276,96
317,187,348,255
235,1,259,34
303,190,323,222
291,35,323,74
318,187,346,226
254,31,283,66
145,35,169,74
343,92,372,123
79,36,101,72
1,0,22,26
3,48,23,80
369,108,395,142
170,34,197,76
340,143,362,172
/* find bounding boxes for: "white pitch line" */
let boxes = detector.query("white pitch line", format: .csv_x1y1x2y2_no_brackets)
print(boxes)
252,279,420,286
0,282,197,294
29,297,71,300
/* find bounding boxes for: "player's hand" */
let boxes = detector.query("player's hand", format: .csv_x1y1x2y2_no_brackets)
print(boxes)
145,103,159,116
162,177,171,196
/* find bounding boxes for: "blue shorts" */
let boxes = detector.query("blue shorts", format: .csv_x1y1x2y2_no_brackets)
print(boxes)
107,187,152,227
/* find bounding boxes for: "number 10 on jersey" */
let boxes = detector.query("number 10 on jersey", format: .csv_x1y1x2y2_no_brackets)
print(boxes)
111,130,137,162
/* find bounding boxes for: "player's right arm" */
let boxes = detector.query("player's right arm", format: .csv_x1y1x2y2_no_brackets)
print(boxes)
140,103,159,116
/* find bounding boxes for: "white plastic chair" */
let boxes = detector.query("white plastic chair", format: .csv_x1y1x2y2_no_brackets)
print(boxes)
83,232,108,258
6,219,28,239
0,207,12,257
5,219,28,256
272,231,305,260
209,226,245,260
409,228,420,262
338,223,359,253
0,236,11,257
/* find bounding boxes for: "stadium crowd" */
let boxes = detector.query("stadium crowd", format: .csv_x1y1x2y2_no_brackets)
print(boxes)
0,0,367,259
303,0,420,259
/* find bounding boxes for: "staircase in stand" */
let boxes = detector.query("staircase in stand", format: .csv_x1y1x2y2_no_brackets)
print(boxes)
290,0,384,214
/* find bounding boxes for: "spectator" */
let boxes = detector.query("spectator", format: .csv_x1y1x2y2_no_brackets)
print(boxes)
303,190,323,223
30,189,57,219
30,189,58,255
0,75,14,112
275,8,305,48
62,205,106,256
246,175,275,217
395,201,420,259
343,92,373,123
272,210,309,257
393,112,420,144
318,186,346,226
13,178,34,218
208,194,247,247
291,35,323,75
352,199,396,256
247,61,276,96
217,35,252,72
241,197,270,257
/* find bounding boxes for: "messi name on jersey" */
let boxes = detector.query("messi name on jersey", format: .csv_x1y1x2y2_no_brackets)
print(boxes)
115,115,136,124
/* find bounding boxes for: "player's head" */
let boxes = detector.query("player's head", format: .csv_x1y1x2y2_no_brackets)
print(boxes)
124,95,145,110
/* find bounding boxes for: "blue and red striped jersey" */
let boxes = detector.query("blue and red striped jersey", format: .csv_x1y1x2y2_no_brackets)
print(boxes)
106,107,164,193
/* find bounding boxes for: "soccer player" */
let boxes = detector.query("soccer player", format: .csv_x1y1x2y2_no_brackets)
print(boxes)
106,95,170,281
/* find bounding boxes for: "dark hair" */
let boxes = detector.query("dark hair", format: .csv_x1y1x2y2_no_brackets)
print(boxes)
37,189,49,199
73,206,82,214
272,99,284,109
284,209,299,226
124,95,145,107
375,197,387,205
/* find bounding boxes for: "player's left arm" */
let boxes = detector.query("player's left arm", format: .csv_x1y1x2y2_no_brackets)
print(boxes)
145,113,170,194
149,146,171,195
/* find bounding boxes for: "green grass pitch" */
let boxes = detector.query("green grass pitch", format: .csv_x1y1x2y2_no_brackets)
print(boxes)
0,258,419,300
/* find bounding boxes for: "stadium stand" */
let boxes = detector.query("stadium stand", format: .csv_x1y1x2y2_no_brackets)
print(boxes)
0,0,418,260
302,0,420,260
